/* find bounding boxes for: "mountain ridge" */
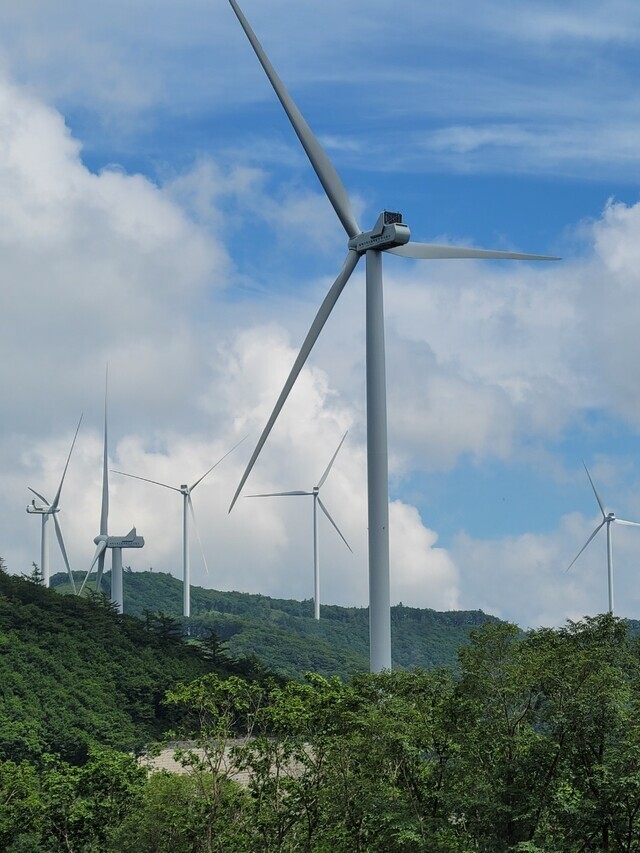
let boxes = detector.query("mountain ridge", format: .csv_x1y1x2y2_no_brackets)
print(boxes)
52,568,501,679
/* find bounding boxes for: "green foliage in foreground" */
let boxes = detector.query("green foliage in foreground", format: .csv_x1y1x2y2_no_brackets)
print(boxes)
54,569,500,679
3,614,640,851
5,616,640,853
0,571,238,764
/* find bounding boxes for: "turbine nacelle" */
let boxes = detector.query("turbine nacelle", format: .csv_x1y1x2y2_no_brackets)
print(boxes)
107,528,144,549
348,211,410,254
26,501,48,514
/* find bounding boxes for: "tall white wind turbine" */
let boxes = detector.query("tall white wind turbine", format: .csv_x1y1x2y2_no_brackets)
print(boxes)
26,415,82,591
112,437,246,619
248,431,351,621
226,0,559,672
79,376,144,613
567,462,640,615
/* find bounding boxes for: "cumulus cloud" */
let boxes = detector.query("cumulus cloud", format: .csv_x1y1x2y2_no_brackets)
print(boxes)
5,61,640,631
452,502,640,629
390,501,459,610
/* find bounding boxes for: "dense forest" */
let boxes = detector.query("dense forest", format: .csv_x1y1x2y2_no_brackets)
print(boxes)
0,568,274,766
3,565,640,849
51,569,500,679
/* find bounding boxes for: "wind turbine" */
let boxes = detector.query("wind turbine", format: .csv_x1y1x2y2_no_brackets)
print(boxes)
226,0,559,672
78,376,144,613
248,431,351,621
111,436,246,619
26,415,82,591
567,462,640,615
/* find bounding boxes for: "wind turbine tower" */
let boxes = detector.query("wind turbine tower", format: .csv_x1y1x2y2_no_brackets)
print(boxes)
248,431,351,620
567,462,640,615
26,415,82,590
226,0,559,672
112,437,245,619
79,375,144,613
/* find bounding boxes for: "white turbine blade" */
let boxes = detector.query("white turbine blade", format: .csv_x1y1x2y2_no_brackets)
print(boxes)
95,550,107,591
188,494,209,576
387,242,560,261
111,470,181,493
90,541,107,573
228,0,360,240
317,496,352,553
582,462,606,519
53,515,76,594
100,370,109,536
78,571,90,595
247,491,312,497
614,518,640,528
51,414,83,510
566,520,606,572
190,435,248,492
28,487,50,507
229,250,360,512
79,540,107,594
317,431,348,490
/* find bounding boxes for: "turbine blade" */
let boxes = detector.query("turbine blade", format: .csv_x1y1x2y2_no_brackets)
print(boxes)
566,520,606,572
228,0,359,239
111,470,181,492
95,550,106,591
387,242,560,261
51,414,83,510
100,370,109,536
79,541,107,594
53,515,76,594
28,487,50,506
317,496,352,552
90,541,107,573
190,435,248,492
317,430,348,490
188,494,209,576
78,571,90,595
246,491,312,497
229,250,360,512
614,518,640,528
583,462,606,519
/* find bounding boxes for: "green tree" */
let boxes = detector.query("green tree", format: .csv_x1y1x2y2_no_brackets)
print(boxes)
39,749,146,851
0,759,42,851
165,674,264,851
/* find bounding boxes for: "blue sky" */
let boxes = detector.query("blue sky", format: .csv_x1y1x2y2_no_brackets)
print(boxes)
2,0,640,628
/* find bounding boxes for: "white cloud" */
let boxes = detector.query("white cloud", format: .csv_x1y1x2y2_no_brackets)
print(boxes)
452,500,640,628
0,1,638,184
390,501,459,609
5,66,640,632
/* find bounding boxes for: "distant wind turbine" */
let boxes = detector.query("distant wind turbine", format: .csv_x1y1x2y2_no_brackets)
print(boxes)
112,436,246,619
26,415,82,591
567,462,640,615
226,0,559,672
248,431,351,620
78,373,144,612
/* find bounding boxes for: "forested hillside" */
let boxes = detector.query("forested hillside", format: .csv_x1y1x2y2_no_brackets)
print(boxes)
3,606,640,850
0,570,268,765
53,569,500,679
